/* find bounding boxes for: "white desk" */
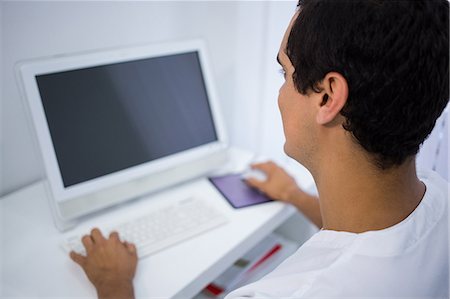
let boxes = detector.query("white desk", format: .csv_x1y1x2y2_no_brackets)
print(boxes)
1,150,314,298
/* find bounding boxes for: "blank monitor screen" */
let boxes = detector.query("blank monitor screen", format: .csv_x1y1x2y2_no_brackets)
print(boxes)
35,51,218,188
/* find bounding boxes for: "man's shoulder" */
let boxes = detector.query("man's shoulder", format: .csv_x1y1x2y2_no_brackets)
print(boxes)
418,169,449,199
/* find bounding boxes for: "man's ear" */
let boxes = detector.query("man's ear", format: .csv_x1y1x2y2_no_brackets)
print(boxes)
316,72,348,125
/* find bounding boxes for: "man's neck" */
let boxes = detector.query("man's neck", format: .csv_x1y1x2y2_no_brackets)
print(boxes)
313,153,426,233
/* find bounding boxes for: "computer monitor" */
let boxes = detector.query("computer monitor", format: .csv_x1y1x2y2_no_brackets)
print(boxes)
16,40,228,231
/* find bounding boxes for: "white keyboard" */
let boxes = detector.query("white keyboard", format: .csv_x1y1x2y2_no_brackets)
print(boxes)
62,197,228,258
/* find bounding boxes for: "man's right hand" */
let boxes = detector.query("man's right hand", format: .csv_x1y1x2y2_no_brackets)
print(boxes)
244,161,303,206
245,161,323,228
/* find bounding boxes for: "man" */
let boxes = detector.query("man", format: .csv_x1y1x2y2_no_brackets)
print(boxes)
70,0,449,298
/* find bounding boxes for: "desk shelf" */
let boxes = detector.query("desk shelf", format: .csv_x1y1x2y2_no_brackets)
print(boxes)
194,232,299,299
192,210,317,299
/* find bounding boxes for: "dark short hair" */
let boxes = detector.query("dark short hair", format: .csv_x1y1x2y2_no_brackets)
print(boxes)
287,0,449,169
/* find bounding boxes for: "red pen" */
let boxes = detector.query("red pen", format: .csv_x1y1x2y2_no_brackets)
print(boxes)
248,244,282,272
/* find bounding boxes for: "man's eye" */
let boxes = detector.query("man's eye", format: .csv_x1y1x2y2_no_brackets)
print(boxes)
278,68,286,78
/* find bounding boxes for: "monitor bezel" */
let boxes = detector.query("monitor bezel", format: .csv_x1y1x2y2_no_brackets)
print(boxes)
17,40,228,203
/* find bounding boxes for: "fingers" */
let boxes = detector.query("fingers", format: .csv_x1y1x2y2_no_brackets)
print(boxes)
251,161,276,173
81,228,106,252
109,231,120,242
91,228,106,244
124,241,137,256
110,231,136,256
245,177,266,192
81,235,94,252
70,251,86,267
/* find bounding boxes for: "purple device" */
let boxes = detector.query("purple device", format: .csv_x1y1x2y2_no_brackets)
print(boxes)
208,174,273,208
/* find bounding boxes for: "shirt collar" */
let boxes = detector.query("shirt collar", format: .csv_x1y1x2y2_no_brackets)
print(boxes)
304,170,448,257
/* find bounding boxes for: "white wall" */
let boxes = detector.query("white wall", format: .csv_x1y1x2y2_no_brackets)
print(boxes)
0,2,4,195
417,107,449,180
0,1,255,196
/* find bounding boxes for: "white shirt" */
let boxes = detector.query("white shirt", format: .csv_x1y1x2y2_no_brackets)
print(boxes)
226,171,449,298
